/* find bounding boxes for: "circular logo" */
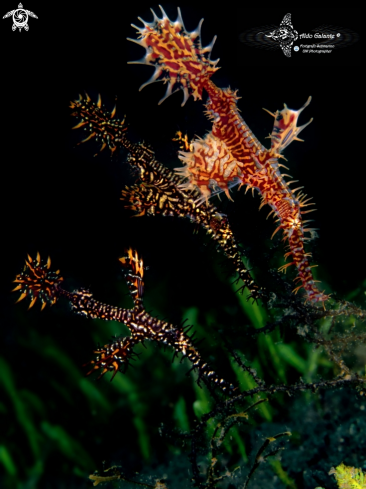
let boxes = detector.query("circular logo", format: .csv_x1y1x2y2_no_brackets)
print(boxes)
13,8,28,29
294,46,299,52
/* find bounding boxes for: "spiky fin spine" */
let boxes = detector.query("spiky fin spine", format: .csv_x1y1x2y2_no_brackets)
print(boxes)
119,248,144,309
13,253,63,310
85,336,137,381
127,6,220,105
263,96,313,154
70,93,127,155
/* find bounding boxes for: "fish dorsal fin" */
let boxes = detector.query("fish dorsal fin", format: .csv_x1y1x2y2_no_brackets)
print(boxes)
265,96,313,153
127,7,220,106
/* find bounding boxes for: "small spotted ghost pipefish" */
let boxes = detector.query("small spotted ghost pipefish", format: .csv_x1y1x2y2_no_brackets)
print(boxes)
13,251,235,394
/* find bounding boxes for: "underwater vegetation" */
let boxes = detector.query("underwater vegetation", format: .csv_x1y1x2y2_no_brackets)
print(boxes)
2,4,365,489
329,463,366,489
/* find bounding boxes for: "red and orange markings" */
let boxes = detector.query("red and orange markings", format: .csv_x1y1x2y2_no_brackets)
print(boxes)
128,7,330,304
128,6,219,105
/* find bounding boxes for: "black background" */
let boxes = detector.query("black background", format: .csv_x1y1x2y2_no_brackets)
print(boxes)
1,3,364,297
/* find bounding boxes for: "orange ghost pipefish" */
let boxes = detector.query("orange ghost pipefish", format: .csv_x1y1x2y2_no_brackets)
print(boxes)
128,6,329,304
